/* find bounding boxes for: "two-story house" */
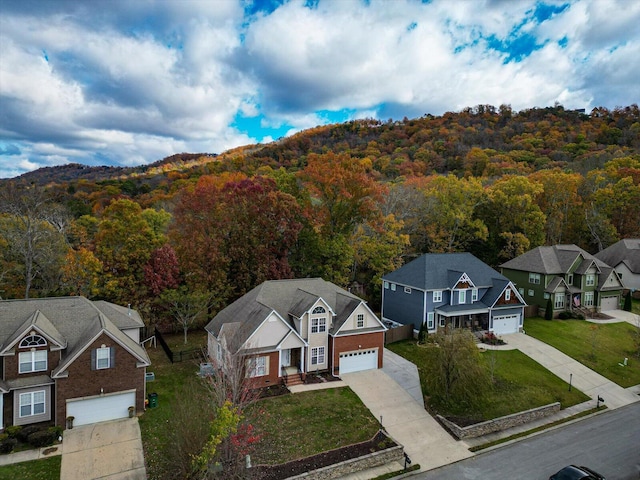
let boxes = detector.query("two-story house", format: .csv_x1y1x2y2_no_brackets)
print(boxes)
594,239,640,291
381,253,526,335
0,296,150,430
500,244,624,316
205,278,387,386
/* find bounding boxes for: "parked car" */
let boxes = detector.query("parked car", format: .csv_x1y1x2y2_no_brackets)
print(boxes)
550,465,606,480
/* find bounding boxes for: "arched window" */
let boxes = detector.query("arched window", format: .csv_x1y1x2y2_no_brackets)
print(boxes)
312,306,326,314
19,335,47,348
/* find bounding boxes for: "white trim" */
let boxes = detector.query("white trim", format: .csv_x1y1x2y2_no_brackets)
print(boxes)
19,390,46,418
18,350,47,374
433,290,442,302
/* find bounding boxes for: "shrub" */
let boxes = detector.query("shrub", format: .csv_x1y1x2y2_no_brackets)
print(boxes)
27,429,58,448
0,436,17,454
4,425,22,438
558,311,572,319
545,297,553,320
17,425,41,443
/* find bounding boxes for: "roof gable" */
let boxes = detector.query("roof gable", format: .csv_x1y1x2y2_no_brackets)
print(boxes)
595,239,640,274
0,310,66,354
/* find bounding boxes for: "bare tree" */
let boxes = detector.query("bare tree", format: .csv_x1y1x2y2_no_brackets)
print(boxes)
160,287,213,344
0,183,68,298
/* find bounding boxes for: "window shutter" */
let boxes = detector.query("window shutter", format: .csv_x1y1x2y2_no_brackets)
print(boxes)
110,346,115,368
91,349,96,370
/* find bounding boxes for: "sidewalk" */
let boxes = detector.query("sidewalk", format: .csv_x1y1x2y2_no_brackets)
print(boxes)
0,444,62,467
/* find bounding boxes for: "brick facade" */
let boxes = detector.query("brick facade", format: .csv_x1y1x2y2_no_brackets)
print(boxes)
332,332,384,374
54,333,146,427
245,351,280,389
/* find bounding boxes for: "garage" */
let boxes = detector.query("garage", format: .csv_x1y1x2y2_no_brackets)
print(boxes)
492,315,520,335
339,349,378,374
67,390,136,427
600,296,619,311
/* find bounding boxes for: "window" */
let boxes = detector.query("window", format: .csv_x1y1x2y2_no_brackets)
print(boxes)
357,314,364,328
528,289,534,297
529,273,541,284
505,289,511,301
311,347,325,365
519,288,524,295
544,292,550,300
92,346,114,370
427,312,434,330
433,290,442,302
584,292,594,307
312,306,326,314
19,391,45,417
554,293,565,309
439,316,446,327
458,290,466,304
19,350,47,373
384,281,389,289
472,289,478,302
567,274,573,285
390,283,396,291
19,335,47,348
248,356,266,377
216,343,222,361
311,317,326,333
404,286,412,294
586,274,595,286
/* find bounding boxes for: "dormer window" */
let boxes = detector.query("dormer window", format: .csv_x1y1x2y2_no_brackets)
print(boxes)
505,289,511,301
586,274,595,286
312,307,326,314
19,334,47,348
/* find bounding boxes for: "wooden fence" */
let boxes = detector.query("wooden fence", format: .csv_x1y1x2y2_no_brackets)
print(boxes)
384,324,414,344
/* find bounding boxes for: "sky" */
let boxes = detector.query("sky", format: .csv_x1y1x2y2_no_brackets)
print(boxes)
1,0,639,179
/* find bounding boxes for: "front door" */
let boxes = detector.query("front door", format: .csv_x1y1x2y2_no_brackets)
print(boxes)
281,349,291,368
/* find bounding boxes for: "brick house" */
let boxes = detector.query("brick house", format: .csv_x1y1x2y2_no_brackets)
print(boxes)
205,278,386,387
0,297,150,430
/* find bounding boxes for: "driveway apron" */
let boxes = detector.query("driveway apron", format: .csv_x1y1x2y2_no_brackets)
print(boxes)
60,417,146,480
341,367,472,472
504,333,639,409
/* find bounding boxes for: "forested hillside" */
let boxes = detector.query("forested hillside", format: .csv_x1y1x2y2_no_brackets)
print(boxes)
1,104,638,325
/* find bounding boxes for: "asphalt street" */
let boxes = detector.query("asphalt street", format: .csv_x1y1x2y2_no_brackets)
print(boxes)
414,402,640,480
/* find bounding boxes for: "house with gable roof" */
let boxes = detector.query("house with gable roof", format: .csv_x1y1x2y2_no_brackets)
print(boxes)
0,296,150,430
205,278,386,387
594,239,640,291
381,253,526,335
500,244,625,316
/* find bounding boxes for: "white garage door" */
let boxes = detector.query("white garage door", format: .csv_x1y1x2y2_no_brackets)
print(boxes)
339,349,378,374
67,391,136,427
600,296,619,311
492,315,520,335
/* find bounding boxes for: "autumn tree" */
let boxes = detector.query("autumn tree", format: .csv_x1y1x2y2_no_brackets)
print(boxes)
61,247,103,297
144,244,181,297
94,199,169,307
171,176,303,307
160,287,213,344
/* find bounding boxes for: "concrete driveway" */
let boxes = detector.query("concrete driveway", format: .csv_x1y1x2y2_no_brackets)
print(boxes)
60,418,146,480
504,333,639,409
341,351,472,472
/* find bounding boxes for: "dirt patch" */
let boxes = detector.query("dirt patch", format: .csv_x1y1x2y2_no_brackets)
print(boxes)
253,430,396,480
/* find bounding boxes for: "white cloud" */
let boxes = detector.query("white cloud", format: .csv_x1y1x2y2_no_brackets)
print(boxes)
0,0,638,178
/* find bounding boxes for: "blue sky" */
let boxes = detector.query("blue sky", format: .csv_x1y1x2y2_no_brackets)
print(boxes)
0,0,639,178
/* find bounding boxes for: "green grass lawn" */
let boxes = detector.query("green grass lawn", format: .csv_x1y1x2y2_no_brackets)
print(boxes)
248,387,381,465
387,340,589,421
139,329,208,480
0,456,61,480
524,317,640,387
632,298,640,316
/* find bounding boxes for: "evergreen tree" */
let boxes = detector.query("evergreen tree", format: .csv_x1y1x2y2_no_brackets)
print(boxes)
545,297,554,320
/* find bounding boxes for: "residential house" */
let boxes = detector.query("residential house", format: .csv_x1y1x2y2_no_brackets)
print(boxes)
381,253,526,335
205,278,386,387
0,296,150,430
500,244,624,316
594,239,640,291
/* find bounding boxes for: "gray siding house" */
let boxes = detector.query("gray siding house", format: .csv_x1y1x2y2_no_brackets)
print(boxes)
382,253,526,335
594,239,640,291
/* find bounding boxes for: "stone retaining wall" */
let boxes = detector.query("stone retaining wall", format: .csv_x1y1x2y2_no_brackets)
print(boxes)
437,402,561,439
286,445,404,480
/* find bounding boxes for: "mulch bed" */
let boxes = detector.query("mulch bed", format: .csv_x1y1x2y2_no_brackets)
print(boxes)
252,430,396,480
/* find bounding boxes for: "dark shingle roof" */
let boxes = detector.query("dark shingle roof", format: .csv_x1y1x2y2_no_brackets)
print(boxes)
595,239,640,274
383,252,509,290
501,244,604,274
0,296,149,368
205,278,374,351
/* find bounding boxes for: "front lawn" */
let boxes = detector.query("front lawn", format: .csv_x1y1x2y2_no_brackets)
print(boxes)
524,318,640,387
387,340,589,421
0,456,61,480
248,387,380,465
